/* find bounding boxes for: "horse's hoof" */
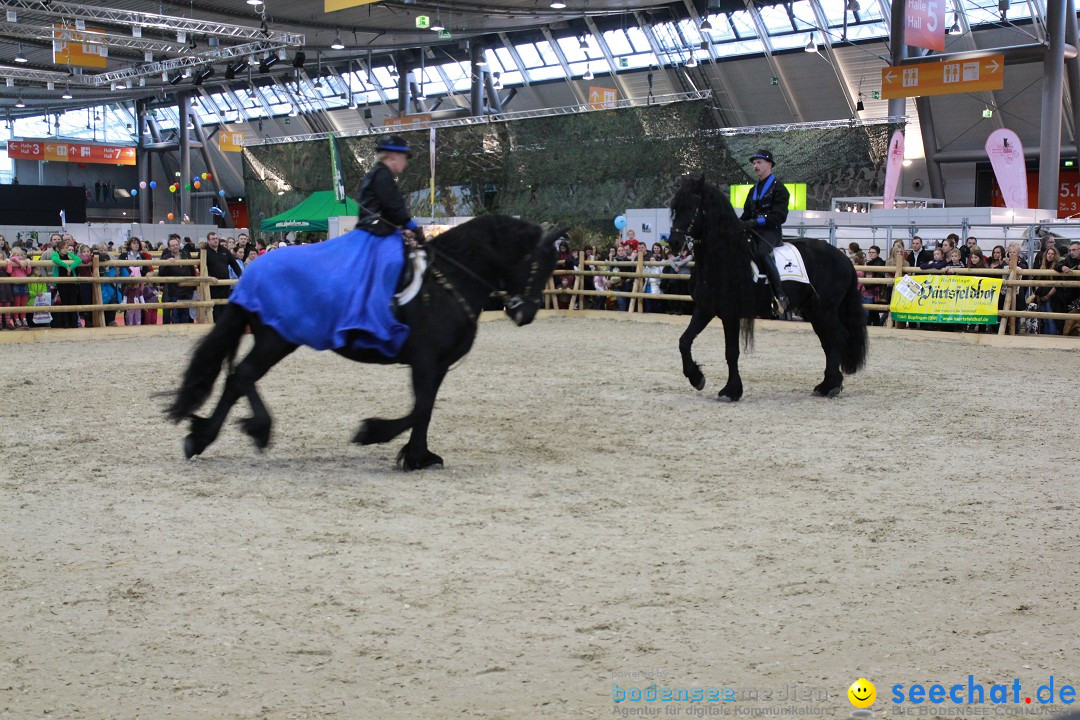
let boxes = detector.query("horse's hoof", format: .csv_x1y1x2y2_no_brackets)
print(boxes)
239,417,271,451
183,435,201,459
826,386,843,398
692,376,706,391
717,388,742,402
397,446,444,471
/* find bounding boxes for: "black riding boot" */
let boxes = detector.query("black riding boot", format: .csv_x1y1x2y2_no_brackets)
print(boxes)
756,245,789,314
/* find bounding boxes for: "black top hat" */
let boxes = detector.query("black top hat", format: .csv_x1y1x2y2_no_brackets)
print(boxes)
749,149,775,165
376,135,412,157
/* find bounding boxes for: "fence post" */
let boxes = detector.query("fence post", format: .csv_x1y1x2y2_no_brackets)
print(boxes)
887,249,905,329
197,250,212,324
629,251,644,313
544,276,556,310
572,250,585,311
999,249,1020,335
90,254,105,328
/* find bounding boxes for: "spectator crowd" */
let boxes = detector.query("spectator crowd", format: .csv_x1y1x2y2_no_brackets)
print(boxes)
0,230,291,330
2,227,1078,336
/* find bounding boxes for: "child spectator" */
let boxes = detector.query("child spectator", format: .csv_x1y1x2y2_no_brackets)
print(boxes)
75,243,94,327
50,236,82,328
6,247,31,328
122,236,145,326
0,249,14,329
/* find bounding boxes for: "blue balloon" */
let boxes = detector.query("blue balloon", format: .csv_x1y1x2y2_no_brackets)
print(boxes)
614,215,627,231
149,181,157,189
218,189,226,197
131,189,138,196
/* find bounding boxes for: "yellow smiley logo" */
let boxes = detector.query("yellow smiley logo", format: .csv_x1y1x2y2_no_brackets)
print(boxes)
848,678,876,708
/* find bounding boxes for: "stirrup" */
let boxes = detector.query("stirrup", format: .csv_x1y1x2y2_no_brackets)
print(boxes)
773,295,789,315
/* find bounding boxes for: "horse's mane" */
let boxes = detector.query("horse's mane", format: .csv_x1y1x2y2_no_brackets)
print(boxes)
691,178,757,324
429,214,542,269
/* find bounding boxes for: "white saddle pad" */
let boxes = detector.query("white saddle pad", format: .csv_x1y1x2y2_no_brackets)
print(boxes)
395,249,428,306
750,242,811,285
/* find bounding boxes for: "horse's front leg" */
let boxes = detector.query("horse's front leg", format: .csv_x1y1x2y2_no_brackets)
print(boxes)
679,306,712,391
717,316,743,402
398,361,448,471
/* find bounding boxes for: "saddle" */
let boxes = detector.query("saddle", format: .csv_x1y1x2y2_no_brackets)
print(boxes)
750,241,811,285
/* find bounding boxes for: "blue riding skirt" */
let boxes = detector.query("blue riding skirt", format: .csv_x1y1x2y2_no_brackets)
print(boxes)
229,228,409,357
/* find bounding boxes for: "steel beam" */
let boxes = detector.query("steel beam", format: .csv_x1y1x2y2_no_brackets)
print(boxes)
1039,0,1067,209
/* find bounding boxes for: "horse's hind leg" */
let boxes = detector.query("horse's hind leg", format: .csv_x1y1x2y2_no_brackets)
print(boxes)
807,311,845,398
184,327,294,458
679,307,711,391
234,333,295,450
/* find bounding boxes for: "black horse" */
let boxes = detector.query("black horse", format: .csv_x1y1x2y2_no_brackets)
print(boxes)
669,175,867,400
165,215,560,470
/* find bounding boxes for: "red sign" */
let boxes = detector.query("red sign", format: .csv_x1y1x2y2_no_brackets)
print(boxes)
7,140,136,165
989,169,1080,218
905,0,945,52
229,201,249,230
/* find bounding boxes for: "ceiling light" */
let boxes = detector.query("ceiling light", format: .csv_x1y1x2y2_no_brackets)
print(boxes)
15,46,26,63
579,36,589,49
855,93,864,112
687,55,698,68
475,54,488,66
949,15,961,33
700,18,713,31
15,95,25,108
259,54,279,73
804,34,817,52
550,1,566,7
583,66,594,80
331,32,345,50
430,22,444,31
194,67,215,85
247,0,263,5
314,77,323,88
62,87,72,99
288,106,298,117
902,159,913,167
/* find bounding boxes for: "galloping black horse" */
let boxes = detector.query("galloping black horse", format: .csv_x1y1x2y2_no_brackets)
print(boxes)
165,215,560,470
669,175,867,400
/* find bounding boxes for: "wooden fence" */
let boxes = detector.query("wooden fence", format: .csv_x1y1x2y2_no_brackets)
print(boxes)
3,249,1076,336
542,250,1080,336
0,256,236,327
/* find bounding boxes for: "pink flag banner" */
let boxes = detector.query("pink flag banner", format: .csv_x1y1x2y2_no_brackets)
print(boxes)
883,130,905,209
985,128,1028,209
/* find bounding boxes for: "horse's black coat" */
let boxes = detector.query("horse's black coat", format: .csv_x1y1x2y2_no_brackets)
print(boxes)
165,215,559,470
669,175,868,400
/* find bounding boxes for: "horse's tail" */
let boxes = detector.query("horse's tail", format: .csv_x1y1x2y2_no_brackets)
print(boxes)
838,270,869,374
164,303,247,422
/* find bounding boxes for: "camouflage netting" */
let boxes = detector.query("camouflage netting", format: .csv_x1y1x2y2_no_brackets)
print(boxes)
243,101,900,235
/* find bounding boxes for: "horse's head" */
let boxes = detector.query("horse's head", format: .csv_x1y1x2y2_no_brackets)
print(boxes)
503,225,561,326
669,174,707,254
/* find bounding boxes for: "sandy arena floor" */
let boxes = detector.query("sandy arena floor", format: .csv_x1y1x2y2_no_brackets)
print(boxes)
1,314,1078,720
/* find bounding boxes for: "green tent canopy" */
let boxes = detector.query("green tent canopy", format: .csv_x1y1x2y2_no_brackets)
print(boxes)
259,191,359,233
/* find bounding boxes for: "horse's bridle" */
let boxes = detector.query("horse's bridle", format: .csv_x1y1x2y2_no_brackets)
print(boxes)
419,240,545,326
670,199,703,248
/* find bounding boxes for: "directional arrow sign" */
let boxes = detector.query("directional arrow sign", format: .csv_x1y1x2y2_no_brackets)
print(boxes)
881,53,1004,99
587,85,617,110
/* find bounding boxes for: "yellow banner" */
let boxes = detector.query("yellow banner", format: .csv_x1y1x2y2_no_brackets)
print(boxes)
52,25,108,69
219,131,244,153
889,274,1003,324
324,0,381,11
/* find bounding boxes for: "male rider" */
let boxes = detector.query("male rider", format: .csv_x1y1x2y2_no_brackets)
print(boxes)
740,149,790,313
